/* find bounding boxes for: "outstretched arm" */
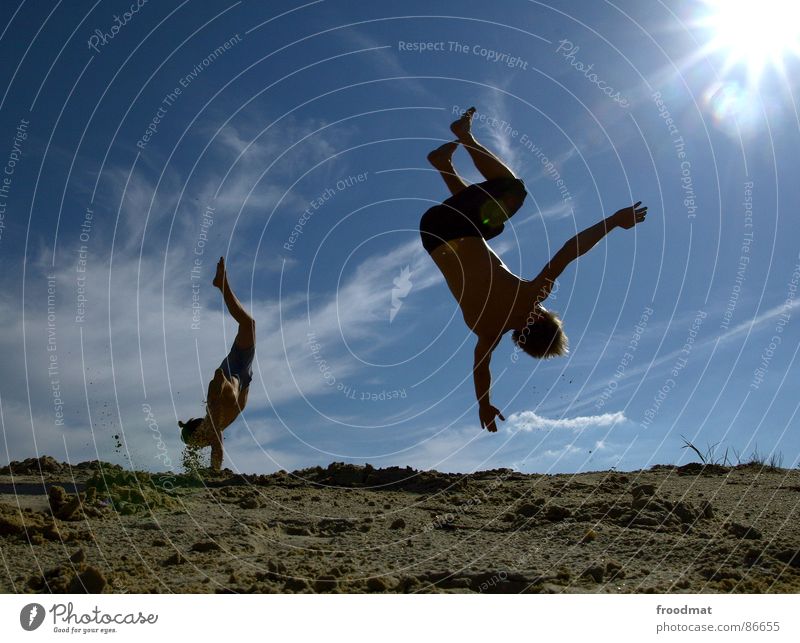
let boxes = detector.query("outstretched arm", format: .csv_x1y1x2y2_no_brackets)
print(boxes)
534,202,647,297
210,428,223,471
473,336,504,432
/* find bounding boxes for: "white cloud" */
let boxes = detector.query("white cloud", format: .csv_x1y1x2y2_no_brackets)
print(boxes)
506,410,627,432
541,445,582,459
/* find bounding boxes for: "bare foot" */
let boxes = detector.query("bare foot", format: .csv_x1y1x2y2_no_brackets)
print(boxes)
427,141,458,169
212,256,225,289
450,107,476,141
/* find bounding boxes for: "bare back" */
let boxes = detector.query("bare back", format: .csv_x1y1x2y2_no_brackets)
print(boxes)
430,236,538,339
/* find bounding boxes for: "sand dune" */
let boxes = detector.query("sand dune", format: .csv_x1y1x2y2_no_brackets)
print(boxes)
1,456,799,593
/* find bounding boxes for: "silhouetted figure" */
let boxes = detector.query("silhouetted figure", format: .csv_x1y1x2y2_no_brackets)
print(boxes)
421,107,647,432
179,257,255,470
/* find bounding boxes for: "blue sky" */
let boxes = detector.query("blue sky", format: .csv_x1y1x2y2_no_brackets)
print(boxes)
1,0,799,474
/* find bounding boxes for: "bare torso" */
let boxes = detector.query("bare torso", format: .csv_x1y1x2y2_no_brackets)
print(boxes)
430,237,539,340
206,368,248,433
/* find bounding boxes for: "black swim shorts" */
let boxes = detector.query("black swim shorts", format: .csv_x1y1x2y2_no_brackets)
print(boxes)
419,176,527,254
219,340,255,391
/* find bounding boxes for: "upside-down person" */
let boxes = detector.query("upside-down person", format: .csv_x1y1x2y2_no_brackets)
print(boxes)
179,257,255,470
420,107,647,432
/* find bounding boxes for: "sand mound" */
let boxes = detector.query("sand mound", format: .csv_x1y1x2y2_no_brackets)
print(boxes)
85,469,179,515
0,456,65,475
2,457,800,593
47,485,106,521
26,557,107,593
0,503,64,543
0,456,125,476
278,462,520,493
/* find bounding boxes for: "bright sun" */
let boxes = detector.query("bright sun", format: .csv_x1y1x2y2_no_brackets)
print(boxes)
700,0,800,82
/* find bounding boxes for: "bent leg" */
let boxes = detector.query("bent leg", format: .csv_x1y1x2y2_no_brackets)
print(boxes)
428,141,468,196
214,257,255,349
233,319,255,350
452,108,516,182
462,135,516,181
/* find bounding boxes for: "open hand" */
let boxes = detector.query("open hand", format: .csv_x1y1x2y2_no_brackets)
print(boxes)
613,201,648,229
479,404,505,433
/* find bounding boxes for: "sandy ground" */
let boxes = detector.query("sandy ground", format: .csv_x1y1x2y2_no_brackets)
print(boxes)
1,456,799,593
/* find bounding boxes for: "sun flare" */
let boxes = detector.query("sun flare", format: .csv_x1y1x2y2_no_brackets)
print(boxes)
699,0,800,82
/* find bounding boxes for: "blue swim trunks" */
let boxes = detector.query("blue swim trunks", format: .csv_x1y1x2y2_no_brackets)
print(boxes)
219,341,255,391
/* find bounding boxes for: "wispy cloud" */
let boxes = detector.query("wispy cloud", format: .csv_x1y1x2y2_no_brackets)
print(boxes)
478,89,523,177
0,99,445,470
334,29,434,100
715,298,800,346
195,112,353,222
0,219,446,470
581,298,799,402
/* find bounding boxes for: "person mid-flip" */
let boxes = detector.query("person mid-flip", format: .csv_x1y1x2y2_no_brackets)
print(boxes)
420,107,647,432
178,257,255,470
